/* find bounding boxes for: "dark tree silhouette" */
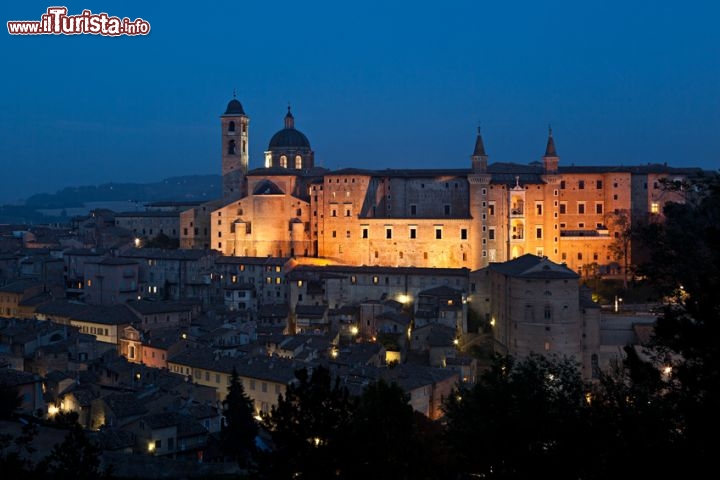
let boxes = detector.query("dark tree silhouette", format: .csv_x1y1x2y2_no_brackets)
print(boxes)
0,385,22,420
221,367,257,466
37,426,105,479
260,365,351,479
634,171,720,475
443,354,590,479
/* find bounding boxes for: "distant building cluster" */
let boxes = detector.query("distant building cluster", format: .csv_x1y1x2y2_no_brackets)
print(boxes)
0,96,697,468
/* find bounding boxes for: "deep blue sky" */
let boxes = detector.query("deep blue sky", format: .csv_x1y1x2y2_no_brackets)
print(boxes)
1,1,718,204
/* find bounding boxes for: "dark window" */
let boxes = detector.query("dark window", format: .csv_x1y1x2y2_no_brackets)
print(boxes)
596,180,603,189
560,180,566,189
579,180,585,189
461,228,468,240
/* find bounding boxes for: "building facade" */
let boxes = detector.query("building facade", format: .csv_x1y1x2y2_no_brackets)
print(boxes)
179,98,700,276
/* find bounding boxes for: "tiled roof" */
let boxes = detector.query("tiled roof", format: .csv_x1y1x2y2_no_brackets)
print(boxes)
120,248,215,261
102,392,147,418
127,299,195,315
36,300,137,325
0,278,42,293
486,254,578,280
0,368,40,387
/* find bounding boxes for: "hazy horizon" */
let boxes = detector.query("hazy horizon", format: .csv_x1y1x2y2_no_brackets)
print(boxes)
2,1,718,204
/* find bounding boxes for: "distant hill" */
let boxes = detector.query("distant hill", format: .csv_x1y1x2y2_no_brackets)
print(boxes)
23,175,222,209
0,175,221,224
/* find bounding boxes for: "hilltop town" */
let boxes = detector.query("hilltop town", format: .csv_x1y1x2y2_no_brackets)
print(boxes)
0,97,710,476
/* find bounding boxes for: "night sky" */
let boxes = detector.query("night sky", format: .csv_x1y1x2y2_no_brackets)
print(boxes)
1,1,718,204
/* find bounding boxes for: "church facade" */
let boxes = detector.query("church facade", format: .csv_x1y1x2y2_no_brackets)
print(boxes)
180,97,698,275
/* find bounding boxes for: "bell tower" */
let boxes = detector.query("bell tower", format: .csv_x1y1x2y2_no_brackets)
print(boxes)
468,125,493,269
221,93,249,199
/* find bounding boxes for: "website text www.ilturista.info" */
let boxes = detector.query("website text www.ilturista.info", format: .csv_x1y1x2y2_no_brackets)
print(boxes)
7,7,150,36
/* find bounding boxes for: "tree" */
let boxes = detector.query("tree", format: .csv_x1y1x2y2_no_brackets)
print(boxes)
259,365,351,479
634,171,720,474
340,379,427,480
49,410,80,429
606,208,632,289
443,354,590,479
0,385,22,420
221,367,257,466
0,422,38,478
583,349,682,479
36,425,105,480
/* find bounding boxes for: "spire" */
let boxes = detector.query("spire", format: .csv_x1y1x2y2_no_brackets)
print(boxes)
473,125,487,157
542,124,559,174
544,124,558,157
284,104,295,129
471,124,489,174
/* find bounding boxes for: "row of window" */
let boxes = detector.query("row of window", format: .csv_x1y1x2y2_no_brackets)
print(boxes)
560,180,605,189
558,202,604,215
356,226,468,240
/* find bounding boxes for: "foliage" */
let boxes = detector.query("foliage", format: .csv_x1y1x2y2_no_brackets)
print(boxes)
633,171,720,473
339,379,434,480
376,332,401,351
49,410,80,429
466,305,488,333
142,232,179,249
0,422,38,478
259,365,351,479
36,425,105,479
583,350,682,479
443,354,590,479
0,385,23,420
605,208,633,288
221,367,257,466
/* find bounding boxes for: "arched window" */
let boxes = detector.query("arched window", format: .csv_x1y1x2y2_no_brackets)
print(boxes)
280,155,287,168
295,155,302,169
227,140,236,155
228,121,236,132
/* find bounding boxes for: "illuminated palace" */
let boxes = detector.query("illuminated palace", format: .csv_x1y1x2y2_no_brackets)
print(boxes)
180,97,697,274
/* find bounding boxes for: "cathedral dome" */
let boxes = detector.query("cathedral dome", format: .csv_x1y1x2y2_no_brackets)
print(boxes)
224,98,245,115
267,107,311,149
268,128,311,149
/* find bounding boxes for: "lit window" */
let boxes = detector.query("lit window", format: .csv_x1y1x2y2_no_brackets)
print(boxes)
651,202,660,214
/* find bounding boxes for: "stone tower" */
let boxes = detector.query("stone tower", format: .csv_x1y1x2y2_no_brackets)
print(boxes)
468,126,493,269
220,96,249,199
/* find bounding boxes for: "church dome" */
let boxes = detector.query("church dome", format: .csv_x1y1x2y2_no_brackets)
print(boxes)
268,128,311,149
224,98,245,115
267,107,311,149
